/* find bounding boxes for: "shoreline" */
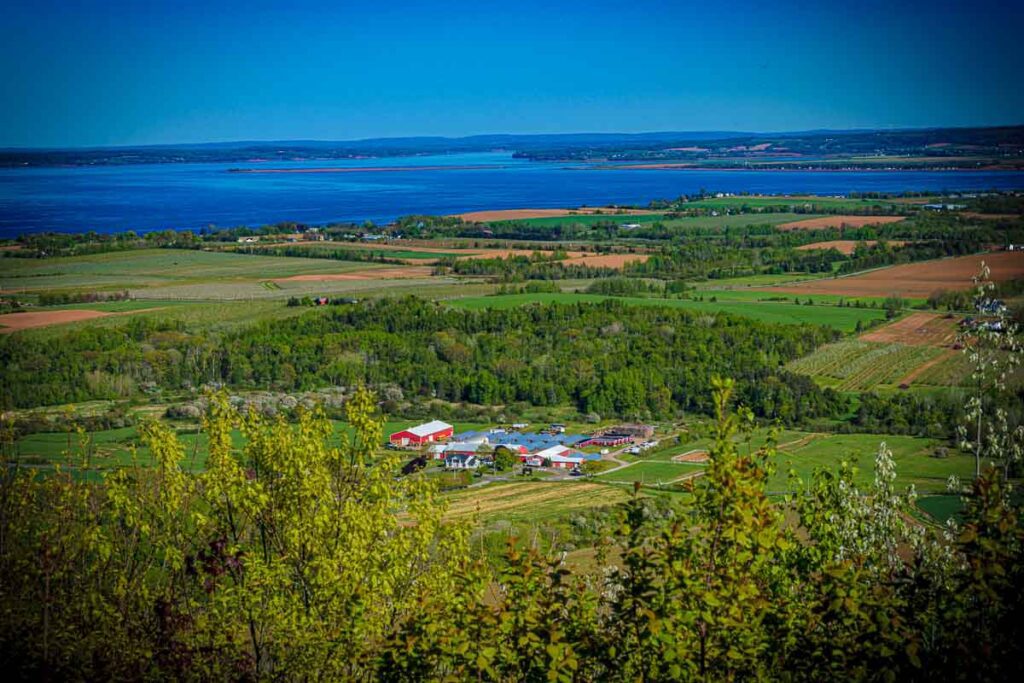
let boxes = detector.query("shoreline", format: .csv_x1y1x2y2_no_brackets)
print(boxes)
227,164,503,174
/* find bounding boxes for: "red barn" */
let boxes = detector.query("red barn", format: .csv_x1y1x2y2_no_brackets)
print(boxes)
389,420,454,447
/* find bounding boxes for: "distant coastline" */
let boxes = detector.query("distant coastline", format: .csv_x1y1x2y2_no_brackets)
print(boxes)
227,164,503,174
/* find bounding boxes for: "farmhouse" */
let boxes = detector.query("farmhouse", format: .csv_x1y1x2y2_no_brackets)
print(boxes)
389,420,454,447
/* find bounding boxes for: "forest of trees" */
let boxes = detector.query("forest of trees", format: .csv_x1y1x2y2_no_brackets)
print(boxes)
0,299,845,424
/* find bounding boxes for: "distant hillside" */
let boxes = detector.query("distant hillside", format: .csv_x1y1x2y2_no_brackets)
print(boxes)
1,126,1021,168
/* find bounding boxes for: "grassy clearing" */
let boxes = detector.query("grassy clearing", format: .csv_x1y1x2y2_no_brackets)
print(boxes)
598,461,702,484
449,292,888,332
691,286,921,307
768,432,967,493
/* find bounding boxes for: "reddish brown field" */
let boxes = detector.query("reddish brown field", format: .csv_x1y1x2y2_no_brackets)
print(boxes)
0,308,162,333
796,240,906,255
859,312,959,347
562,253,649,268
762,252,1024,299
454,207,661,222
273,266,435,282
778,215,906,230
0,309,114,333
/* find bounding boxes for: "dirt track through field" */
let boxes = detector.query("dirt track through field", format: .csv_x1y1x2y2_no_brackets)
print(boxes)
776,433,827,451
672,450,709,463
761,252,1024,298
859,312,959,347
778,215,906,230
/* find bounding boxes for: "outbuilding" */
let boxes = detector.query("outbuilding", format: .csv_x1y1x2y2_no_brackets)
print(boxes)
389,420,454,447
533,444,585,469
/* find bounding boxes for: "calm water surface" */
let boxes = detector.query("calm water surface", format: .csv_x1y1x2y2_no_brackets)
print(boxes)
2,152,1023,236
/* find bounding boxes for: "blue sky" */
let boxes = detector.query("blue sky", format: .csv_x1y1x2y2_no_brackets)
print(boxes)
1,0,1021,147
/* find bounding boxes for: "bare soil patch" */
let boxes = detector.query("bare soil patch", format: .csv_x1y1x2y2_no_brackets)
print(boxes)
562,253,649,268
796,240,905,255
778,215,906,230
454,207,661,222
672,450,709,463
761,252,1024,299
859,312,959,347
0,307,164,333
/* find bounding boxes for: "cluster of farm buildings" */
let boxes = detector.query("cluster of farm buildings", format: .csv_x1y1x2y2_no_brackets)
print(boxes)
389,420,654,472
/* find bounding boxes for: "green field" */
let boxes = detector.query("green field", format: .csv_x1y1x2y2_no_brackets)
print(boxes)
509,211,821,231
449,292,888,332
694,273,827,288
767,432,967,493
0,248,386,294
598,460,701,484
443,480,632,523
690,285,922,307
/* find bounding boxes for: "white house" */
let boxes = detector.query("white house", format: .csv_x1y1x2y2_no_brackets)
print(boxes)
445,453,480,470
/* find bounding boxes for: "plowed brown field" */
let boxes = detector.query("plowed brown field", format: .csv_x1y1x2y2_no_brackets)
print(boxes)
0,307,164,333
762,252,1024,298
778,215,906,230
859,312,959,347
562,253,650,268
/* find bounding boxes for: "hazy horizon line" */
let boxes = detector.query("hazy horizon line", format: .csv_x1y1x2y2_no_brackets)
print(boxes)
4,123,1023,153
